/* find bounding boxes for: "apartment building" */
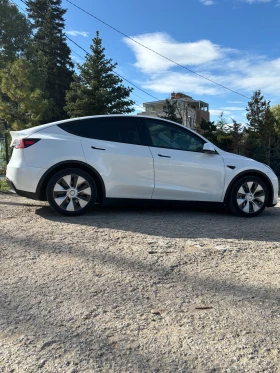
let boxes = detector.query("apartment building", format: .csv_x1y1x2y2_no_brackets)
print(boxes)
138,92,210,129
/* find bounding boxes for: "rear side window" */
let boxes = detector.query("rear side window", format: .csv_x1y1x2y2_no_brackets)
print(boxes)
58,117,142,145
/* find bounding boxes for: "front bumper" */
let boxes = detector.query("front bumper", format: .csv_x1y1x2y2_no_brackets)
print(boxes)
267,172,279,207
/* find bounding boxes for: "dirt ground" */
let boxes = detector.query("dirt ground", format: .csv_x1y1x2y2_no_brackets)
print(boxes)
0,192,280,373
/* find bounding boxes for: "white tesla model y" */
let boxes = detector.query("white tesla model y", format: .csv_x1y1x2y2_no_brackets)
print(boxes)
6,115,279,217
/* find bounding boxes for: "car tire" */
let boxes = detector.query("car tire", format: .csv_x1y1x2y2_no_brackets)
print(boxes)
228,176,268,217
46,168,97,216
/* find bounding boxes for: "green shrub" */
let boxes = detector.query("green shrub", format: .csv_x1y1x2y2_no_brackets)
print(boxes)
0,179,9,192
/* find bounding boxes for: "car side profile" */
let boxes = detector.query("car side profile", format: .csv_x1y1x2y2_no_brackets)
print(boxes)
6,115,279,217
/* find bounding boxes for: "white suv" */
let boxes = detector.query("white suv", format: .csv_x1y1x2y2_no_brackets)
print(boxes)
6,115,279,217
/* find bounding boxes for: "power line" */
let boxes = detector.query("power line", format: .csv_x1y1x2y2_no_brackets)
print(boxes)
70,48,85,62
12,0,137,101
17,0,159,104
7,6,145,111
69,52,144,110
130,91,150,103
64,52,145,110
63,45,145,110
65,0,250,100
133,102,145,111
9,0,77,90
13,1,84,67
67,51,145,111
69,45,154,104
65,35,160,102
9,0,26,13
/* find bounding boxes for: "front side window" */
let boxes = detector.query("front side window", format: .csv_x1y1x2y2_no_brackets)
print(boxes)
58,117,141,145
144,119,205,152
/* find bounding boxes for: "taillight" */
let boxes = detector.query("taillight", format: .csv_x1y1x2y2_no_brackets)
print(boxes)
13,138,40,149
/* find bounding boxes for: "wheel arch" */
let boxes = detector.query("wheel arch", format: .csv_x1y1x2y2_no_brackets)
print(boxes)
223,170,274,207
36,160,106,203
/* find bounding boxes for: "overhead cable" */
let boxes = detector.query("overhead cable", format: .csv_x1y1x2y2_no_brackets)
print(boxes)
65,0,250,100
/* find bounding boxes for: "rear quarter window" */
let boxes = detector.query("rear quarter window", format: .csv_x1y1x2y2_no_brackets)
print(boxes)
58,117,142,145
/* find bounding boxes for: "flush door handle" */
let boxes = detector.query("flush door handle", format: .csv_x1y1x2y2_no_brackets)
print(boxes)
91,146,105,151
158,154,171,158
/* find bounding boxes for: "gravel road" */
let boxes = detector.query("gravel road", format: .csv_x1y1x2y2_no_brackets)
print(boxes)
1,192,280,373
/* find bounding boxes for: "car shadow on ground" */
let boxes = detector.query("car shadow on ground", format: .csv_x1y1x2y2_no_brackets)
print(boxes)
35,201,280,243
0,200,44,207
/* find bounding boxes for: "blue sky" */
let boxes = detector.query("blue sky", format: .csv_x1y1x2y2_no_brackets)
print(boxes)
15,0,280,124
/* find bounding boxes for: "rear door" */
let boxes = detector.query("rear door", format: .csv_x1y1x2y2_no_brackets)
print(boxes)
74,116,154,199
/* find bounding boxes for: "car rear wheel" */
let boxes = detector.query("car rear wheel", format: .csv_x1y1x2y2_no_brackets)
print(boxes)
46,168,97,216
228,176,268,217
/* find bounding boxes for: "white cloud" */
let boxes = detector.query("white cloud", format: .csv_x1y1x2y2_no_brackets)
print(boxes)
221,106,245,110
66,30,89,37
124,31,280,100
123,33,223,74
229,58,280,94
241,0,271,3
243,0,280,5
200,0,215,5
227,101,244,104
210,110,231,116
141,71,222,95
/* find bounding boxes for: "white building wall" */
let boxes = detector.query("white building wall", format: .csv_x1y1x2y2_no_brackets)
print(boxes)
138,101,197,129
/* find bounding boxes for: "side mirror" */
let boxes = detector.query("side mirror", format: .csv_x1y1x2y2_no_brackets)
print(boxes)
203,143,216,154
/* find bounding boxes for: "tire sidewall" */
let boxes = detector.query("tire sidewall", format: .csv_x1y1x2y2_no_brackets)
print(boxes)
46,168,97,216
229,176,268,218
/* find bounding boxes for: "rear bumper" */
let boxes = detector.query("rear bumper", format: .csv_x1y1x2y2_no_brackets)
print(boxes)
5,177,15,192
5,177,39,200
6,162,46,200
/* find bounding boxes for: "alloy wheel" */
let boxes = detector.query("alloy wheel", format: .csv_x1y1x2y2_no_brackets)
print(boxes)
236,181,265,214
53,174,92,212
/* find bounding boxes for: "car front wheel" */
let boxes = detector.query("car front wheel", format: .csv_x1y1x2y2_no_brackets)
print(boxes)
46,168,97,216
228,176,268,217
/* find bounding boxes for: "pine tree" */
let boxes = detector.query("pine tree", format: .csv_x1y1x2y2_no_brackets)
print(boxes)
0,0,32,155
216,112,230,132
230,119,244,154
0,0,31,68
26,0,73,122
270,105,280,171
198,119,217,143
271,104,280,120
259,107,277,166
0,58,50,130
246,90,277,165
158,99,182,124
246,90,268,132
271,104,280,135
65,31,134,117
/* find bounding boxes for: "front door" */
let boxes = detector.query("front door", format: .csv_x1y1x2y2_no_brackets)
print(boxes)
143,118,225,202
